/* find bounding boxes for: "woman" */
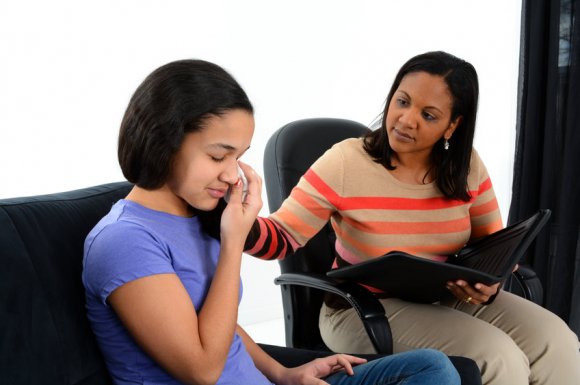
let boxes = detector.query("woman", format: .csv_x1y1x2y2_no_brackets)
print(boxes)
82,59,460,385
245,51,580,384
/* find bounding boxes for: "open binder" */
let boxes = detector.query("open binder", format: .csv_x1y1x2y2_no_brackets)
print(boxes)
326,209,551,303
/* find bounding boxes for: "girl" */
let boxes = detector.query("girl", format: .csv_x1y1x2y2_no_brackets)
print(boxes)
82,59,460,385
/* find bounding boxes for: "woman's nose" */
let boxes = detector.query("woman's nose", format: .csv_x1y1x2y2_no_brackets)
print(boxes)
399,108,419,129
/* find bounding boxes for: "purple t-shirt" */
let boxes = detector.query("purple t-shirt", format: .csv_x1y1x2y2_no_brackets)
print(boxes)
82,200,273,385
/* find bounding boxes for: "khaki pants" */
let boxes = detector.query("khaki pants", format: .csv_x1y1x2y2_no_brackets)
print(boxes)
319,291,580,385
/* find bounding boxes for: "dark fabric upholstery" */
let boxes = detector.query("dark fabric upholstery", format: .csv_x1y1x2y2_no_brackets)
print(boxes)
510,0,580,336
0,182,132,385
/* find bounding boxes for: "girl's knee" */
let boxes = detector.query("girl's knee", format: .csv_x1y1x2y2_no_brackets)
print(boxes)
416,349,461,385
415,348,452,366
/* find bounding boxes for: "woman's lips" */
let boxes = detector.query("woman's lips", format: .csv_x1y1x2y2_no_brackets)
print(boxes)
393,128,414,143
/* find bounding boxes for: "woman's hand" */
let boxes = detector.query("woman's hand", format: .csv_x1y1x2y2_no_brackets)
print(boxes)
446,279,501,305
278,354,367,385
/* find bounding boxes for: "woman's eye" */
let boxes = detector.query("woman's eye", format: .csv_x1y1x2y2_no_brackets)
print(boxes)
396,98,408,107
211,156,225,163
422,112,436,121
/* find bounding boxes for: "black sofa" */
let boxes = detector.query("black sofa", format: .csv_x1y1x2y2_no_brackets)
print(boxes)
0,182,132,384
0,182,481,384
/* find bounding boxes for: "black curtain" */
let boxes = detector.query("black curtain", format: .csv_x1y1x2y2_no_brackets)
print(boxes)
509,0,580,336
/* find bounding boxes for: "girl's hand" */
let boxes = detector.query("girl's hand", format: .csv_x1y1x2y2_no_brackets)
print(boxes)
279,354,367,385
446,279,501,305
220,161,262,245
237,161,262,214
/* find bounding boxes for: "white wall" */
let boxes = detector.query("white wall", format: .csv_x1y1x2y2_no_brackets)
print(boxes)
0,0,522,330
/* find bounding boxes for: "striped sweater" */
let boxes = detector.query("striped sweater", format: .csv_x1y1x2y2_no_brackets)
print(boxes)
246,138,503,275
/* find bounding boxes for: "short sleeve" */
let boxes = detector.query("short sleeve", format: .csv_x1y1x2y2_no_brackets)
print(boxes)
83,221,175,305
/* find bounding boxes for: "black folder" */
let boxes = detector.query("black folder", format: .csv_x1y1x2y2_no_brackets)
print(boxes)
326,209,551,303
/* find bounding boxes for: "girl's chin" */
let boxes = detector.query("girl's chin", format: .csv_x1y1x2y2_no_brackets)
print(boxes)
182,197,219,213
197,198,222,212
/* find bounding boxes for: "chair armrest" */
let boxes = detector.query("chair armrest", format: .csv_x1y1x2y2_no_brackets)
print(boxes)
274,272,393,354
506,264,544,304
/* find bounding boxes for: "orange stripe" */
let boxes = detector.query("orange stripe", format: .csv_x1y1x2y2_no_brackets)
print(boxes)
303,169,341,205
334,225,392,256
334,224,465,258
343,216,471,235
275,207,319,239
470,197,499,217
471,218,503,238
245,218,269,255
339,196,472,211
304,170,476,211
263,219,279,259
478,177,493,194
291,187,333,220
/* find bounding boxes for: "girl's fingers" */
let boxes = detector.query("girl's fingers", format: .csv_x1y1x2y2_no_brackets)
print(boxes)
329,354,366,375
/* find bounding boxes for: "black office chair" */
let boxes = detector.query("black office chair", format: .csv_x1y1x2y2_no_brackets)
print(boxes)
263,118,389,351
263,117,487,384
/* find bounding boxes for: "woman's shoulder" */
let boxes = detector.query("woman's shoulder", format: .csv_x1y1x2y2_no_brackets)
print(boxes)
469,148,488,170
470,147,483,163
334,136,365,150
311,137,374,174
328,137,370,161
468,147,492,186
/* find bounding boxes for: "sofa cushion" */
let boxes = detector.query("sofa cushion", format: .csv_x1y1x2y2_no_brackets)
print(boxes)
0,182,132,385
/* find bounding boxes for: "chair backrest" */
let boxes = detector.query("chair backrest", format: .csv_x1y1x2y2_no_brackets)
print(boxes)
0,182,132,385
263,118,371,350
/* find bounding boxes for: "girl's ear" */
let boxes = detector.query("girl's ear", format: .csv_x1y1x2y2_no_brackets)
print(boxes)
445,116,462,139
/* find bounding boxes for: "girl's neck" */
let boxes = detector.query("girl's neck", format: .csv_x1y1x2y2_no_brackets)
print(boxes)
125,185,194,217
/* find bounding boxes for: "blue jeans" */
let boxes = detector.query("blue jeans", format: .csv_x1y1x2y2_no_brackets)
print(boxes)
325,349,460,385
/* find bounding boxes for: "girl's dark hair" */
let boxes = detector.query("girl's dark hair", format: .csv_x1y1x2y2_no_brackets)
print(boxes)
363,51,479,201
118,59,253,189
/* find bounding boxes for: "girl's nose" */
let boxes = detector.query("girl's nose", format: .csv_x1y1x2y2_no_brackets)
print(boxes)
220,162,240,185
